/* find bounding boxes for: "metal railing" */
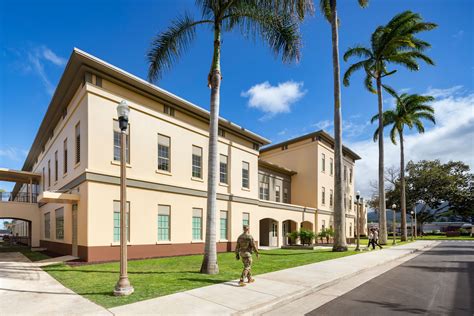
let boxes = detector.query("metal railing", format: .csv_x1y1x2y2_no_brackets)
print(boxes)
0,192,38,203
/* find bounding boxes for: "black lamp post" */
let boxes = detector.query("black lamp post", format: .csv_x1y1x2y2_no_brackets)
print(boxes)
392,203,397,245
114,100,134,296
355,191,361,251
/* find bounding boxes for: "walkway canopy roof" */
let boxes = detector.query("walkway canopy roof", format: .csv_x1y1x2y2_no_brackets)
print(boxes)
0,168,41,184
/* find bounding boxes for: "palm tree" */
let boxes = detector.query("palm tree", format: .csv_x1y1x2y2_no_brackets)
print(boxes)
263,0,369,252
147,1,302,274
372,93,435,241
343,11,437,244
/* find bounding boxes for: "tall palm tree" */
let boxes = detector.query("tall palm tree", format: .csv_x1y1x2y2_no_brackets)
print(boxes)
266,0,369,252
147,1,302,274
372,93,435,241
343,11,437,244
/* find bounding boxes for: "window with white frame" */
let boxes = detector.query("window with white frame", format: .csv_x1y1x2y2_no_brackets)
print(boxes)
259,181,269,200
158,134,171,172
242,161,249,189
350,168,353,184
220,210,228,240
322,187,326,204
113,201,130,242
192,146,202,178
219,154,228,184
55,208,64,240
158,205,170,241
330,158,334,176
330,189,333,206
275,185,281,202
283,187,289,203
44,212,50,239
54,151,58,182
321,153,326,172
113,120,130,163
192,208,202,241
242,212,250,227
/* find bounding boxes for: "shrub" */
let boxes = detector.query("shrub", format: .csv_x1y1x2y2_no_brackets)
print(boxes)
287,231,299,245
299,229,315,245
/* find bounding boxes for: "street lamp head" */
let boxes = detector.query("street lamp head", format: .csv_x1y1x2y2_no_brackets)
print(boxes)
417,199,425,204
360,197,364,203
392,203,396,209
356,190,360,200
117,100,130,131
410,210,414,215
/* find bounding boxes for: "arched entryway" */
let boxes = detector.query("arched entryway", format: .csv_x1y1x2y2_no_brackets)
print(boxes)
282,220,298,245
0,218,33,247
259,218,279,247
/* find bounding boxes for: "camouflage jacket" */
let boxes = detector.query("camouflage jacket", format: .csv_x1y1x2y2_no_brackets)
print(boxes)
235,233,258,257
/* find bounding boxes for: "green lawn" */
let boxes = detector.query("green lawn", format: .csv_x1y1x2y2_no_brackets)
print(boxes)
417,235,474,240
44,248,358,308
0,242,51,262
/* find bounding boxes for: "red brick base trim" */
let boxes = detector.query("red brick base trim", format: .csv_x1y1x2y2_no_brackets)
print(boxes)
75,241,236,262
40,240,72,256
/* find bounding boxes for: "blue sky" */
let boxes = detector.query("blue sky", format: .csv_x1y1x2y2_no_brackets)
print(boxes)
1,0,473,198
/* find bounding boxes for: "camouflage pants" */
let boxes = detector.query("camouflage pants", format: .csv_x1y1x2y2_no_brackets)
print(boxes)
240,255,253,281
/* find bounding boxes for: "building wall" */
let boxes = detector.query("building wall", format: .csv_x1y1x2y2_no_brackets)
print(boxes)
86,83,259,201
260,138,318,208
258,166,292,203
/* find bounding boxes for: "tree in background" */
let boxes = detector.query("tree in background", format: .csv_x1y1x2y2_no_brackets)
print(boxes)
343,11,437,244
387,160,474,232
372,93,435,241
147,0,303,274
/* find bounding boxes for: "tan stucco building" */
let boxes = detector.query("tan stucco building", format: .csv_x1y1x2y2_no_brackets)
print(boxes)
0,49,366,261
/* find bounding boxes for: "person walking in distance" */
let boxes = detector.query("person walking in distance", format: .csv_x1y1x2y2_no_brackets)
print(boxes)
368,229,375,250
374,228,383,249
235,225,259,286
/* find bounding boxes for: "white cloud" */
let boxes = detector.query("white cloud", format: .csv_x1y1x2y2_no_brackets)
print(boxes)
452,30,464,39
312,118,370,139
42,46,66,66
350,87,474,198
14,45,66,95
241,81,306,119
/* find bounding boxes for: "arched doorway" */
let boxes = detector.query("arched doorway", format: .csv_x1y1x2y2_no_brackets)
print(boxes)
259,218,279,247
282,220,297,245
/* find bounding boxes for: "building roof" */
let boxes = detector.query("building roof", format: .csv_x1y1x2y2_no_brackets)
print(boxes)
260,130,361,160
19,48,271,173
258,159,297,176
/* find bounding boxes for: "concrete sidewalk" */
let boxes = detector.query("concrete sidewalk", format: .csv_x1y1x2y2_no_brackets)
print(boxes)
110,240,437,316
0,252,110,316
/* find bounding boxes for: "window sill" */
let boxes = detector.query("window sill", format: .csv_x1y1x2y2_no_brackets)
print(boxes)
111,160,132,168
219,183,229,187
191,177,204,182
191,240,204,244
74,162,81,169
62,173,68,179
110,242,132,246
241,187,250,191
156,169,172,176
219,240,229,243
156,241,172,245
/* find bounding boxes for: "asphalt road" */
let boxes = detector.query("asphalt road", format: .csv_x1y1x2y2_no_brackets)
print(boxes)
309,241,474,316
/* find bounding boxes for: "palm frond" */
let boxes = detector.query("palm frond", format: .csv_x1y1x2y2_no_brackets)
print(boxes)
257,0,315,20
343,60,366,86
225,2,301,63
343,45,372,61
147,14,211,82
319,0,332,22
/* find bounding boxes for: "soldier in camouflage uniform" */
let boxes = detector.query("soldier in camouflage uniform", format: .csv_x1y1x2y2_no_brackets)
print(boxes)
235,225,259,286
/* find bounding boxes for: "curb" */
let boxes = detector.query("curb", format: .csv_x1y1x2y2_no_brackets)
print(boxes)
236,241,439,316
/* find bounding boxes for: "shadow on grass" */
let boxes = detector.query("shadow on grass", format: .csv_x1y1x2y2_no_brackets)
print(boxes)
0,287,112,296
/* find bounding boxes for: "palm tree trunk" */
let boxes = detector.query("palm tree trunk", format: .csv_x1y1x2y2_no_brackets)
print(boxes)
376,76,387,244
399,131,407,241
330,0,347,252
200,23,221,274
